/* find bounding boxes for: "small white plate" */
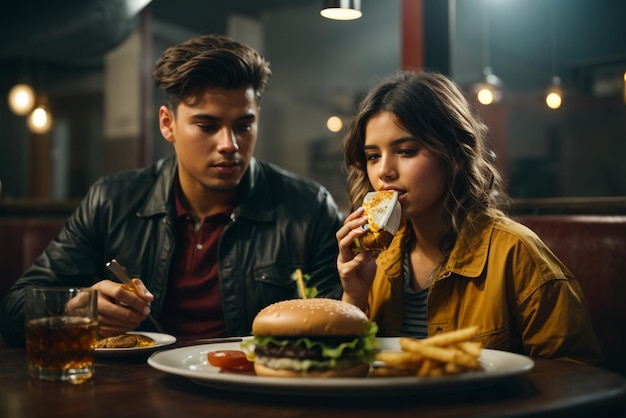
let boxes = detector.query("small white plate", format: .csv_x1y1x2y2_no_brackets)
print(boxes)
95,331,176,358
147,337,534,397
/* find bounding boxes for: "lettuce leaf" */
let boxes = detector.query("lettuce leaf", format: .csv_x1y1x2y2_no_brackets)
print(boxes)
242,322,379,365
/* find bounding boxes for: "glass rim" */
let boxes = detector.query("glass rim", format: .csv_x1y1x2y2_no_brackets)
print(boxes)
26,286,95,293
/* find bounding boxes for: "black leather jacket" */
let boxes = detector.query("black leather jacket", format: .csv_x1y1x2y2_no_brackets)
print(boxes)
0,156,344,345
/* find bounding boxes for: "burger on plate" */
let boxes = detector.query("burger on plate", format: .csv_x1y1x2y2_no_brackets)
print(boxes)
241,298,378,378
352,190,401,253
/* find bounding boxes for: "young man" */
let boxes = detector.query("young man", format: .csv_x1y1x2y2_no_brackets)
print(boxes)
0,34,343,345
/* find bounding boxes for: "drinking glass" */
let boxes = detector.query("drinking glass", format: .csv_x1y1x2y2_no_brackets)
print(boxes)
25,287,98,384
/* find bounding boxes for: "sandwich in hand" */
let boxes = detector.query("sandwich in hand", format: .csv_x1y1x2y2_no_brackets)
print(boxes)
352,190,401,253
241,298,378,377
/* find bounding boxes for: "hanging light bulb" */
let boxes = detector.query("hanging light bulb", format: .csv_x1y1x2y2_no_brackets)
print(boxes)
27,100,53,134
8,83,36,116
474,67,503,106
320,0,362,20
326,115,343,132
545,0,563,110
545,76,562,110
473,3,502,106
476,87,494,106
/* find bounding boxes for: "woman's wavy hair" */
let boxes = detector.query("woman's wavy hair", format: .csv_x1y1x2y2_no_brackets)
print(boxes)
343,70,509,254
152,34,272,112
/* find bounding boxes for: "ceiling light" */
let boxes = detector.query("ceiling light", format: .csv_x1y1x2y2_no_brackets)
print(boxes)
545,1,562,110
473,3,502,105
320,0,362,21
545,76,562,110
27,102,53,134
8,83,36,116
474,67,502,106
326,116,343,132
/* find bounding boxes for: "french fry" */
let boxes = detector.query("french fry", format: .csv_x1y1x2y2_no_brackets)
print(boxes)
416,358,434,377
400,325,478,348
444,361,463,374
456,341,482,357
429,365,445,377
403,342,480,369
372,326,483,378
375,351,423,369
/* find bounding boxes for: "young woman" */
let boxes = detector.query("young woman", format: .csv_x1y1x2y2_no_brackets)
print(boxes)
336,70,602,366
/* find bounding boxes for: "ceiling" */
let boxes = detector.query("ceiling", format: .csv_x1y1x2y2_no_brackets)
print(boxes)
1,1,142,66
150,0,301,34
0,0,298,87
1,0,625,96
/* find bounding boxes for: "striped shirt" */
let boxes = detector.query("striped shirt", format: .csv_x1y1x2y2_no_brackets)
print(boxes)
400,250,429,339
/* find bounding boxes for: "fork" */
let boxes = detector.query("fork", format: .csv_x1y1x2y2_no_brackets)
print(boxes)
106,259,165,333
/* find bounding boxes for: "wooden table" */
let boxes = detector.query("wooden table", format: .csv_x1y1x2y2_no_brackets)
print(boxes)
1,338,624,418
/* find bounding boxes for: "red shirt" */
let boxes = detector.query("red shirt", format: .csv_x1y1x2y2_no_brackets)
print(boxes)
160,183,233,339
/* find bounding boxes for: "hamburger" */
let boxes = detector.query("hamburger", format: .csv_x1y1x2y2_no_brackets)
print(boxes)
241,298,378,378
352,190,401,253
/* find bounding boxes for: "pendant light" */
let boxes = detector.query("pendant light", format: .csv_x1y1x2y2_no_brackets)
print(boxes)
320,0,362,21
8,83,36,116
473,0,502,105
27,96,53,135
545,76,562,110
545,0,562,109
475,67,503,106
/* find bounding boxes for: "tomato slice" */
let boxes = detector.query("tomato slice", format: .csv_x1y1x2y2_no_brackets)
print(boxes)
207,350,252,369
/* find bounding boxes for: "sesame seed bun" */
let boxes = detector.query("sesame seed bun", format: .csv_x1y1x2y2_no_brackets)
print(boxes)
252,298,370,337
247,299,376,378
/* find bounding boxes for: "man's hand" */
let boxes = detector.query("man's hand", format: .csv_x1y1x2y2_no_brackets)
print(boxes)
90,278,154,336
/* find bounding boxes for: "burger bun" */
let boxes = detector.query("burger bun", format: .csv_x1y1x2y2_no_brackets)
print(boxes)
252,298,370,337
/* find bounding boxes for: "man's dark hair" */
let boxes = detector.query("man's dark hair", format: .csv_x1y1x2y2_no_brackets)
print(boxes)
152,34,272,110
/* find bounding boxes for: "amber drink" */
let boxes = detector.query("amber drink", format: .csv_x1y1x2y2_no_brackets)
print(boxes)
25,287,98,383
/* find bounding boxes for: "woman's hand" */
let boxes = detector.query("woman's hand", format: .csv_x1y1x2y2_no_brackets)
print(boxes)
336,207,380,310
90,278,154,336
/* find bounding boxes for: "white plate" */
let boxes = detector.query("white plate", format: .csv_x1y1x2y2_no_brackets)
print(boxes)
95,331,176,358
147,337,534,397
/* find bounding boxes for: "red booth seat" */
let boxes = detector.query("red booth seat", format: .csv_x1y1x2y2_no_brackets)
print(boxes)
519,215,626,375
1,215,625,375
0,218,65,301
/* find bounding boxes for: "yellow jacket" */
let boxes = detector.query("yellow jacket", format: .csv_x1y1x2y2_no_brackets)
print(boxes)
368,214,603,366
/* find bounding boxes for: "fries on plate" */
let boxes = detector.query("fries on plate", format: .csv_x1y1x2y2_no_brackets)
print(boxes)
372,326,483,377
